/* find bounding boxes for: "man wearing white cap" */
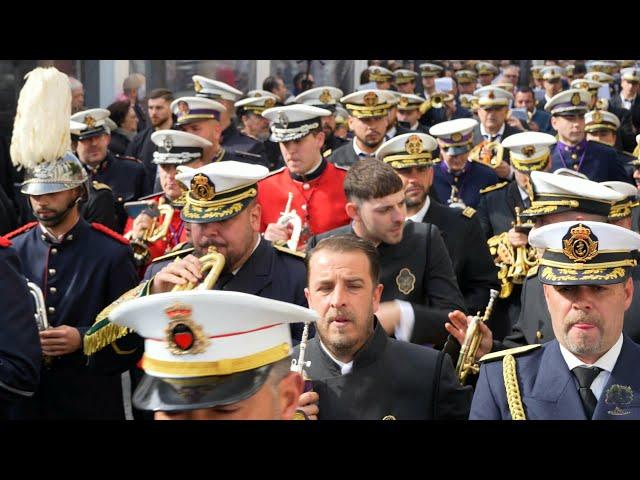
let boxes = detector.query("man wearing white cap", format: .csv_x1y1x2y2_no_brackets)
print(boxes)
193,75,268,165
455,70,478,96
368,66,393,90
171,96,267,168
475,62,498,87
610,67,640,112
85,161,311,376
122,130,212,270
536,66,565,111
107,290,316,420
72,108,147,231
394,69,418,94
328,89,396,168
584,110,637,178
419,63,444,98
295,86,349,158
430,118,500,209
471,220,640,420
546,89,632,183
297,234,472,419
258,104,350,250
378,132,499,318
395,94,431,135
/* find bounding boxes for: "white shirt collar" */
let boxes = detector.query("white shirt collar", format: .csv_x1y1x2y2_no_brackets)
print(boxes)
407,196,431,223
410,121,420,130
480,122,506,139
386,125,397,139
517,184,529,201
352,139,378,158
621,93,636,104
302,156,324,176
319,339,353,375
559,333,623,374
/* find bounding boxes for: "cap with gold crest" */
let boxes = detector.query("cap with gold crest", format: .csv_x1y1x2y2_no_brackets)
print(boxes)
175,160,268,223
521,170,624,219
294,86,344,112
234,95,278,116
151,130,212,165
192,75,243,102
375,132,438,169
544,89,590,116
396,93,426,111
245,90,279,100
602,181,639,220
455,70,477,84
71,108,112,141
570,78,603,93
429,118,478,156
340,89,396,119
501,132,556,173
368,65,393,83
419,63,443,78
108,290,318,412
494,82,514,93
584,71,614,84
586,61,619,75
473,86,513,107
393,69,418,85
540,66,564,81
171,96,226,126
262,104,331,143
475,62,498,76
530,65,544,80
529,220,640,286
621,68,640,83
585,110,620,133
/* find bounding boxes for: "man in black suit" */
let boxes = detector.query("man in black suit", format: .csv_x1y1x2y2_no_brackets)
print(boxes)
307,158,466,349
379,131,499,317
607,67,640,153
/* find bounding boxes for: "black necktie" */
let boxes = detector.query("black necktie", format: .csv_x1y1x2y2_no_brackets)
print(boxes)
572,366,602,419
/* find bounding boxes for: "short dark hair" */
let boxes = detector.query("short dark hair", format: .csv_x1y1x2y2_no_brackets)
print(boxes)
344,158,404,203
148,88,174,102
107,100,131,127
515,86,535,97
306,234,380,285
262,75,282,93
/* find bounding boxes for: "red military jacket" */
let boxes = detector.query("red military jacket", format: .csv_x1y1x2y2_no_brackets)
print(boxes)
123,193,188,266
257,159,350,249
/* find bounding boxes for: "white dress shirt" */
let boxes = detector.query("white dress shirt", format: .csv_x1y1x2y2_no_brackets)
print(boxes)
559,333,623,401
319,339,353,375
352,139,377,158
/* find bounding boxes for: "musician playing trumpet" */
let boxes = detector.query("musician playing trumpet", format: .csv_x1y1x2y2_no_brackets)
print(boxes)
85,161,311,378
123,130,211,272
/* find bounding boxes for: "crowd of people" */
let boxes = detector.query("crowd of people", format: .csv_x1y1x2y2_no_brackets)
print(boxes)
1,59,640,420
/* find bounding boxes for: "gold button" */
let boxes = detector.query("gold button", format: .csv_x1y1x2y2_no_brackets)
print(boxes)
49,287,57,294
48,269,56,276
51,248,58,254
47,307,55,314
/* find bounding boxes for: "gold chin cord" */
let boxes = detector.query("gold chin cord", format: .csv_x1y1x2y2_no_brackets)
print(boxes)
487,206,539,299
171,246,226,291
456,289,499,385
125,203,175,266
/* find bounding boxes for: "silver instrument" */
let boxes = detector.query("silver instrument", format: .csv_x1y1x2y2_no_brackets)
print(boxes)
27,281,49,331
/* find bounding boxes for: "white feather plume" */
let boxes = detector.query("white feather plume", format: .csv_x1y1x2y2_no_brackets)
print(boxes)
10,67,71,170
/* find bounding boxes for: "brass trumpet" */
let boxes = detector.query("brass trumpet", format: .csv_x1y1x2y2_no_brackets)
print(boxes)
171,245,226,291
456,289,499,384
125,201,174,266
468,140,504,169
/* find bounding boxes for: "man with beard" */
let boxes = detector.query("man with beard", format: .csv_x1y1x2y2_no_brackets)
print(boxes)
6,67,138,419
84,161,309,376
126,89,175,196
470,220,640,420
192,75,269,166
72,108,146,232
295,86,348,158
307,158,466,349
431,118,499,209
378,132,499,319
295,234,472,420
546,89,631,183
107,290,317,420
328,89,396,168
258,104,350,251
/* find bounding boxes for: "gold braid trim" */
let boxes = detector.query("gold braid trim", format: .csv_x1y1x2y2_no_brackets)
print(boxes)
503,354,526,420
539,259,636,270
83,283,145,355
187,187,257,209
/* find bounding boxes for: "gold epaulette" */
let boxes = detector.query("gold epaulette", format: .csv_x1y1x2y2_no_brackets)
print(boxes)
92,180,112,191
151,246,195,264
526,264,539,278
480,181,509,194
462,207,476,218
323,149,332,158
478,344,541,364
273,243,306,259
